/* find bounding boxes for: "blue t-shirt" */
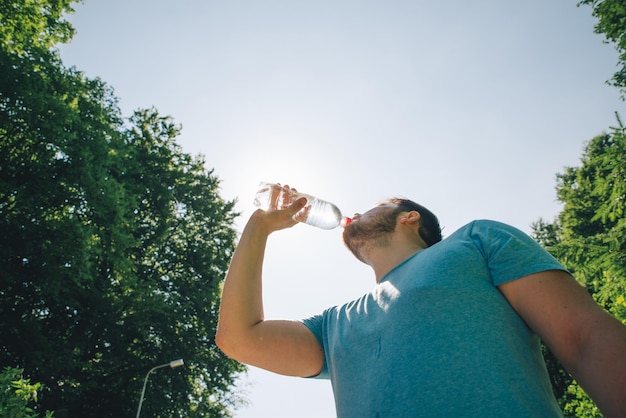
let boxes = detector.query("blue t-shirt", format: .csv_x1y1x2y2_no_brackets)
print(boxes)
302,220,566,417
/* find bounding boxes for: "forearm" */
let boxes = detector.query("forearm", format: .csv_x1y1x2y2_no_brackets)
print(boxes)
215,212,270,356
499,271,626,417
566,310,626,418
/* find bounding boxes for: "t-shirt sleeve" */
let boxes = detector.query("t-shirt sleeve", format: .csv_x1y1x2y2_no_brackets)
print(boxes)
470,220,568,286
300,313,329,379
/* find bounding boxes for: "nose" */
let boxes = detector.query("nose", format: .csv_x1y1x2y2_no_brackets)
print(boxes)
352,213,361,220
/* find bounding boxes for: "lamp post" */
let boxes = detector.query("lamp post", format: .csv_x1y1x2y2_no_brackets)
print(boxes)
135,359,184,418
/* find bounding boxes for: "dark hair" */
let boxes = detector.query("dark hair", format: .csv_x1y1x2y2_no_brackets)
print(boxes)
384,198,442,247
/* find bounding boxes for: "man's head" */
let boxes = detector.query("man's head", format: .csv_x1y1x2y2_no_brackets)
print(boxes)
385,198,442,247
342,198,442,263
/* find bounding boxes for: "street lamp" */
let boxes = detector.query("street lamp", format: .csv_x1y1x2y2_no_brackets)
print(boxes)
135,359,184,418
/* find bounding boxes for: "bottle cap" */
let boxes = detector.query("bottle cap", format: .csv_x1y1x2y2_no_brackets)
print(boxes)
341,217,352,227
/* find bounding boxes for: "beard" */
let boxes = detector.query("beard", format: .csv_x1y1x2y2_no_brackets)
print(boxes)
342,210,397,263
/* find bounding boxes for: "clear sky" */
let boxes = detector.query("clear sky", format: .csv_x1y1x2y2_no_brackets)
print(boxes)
58,1,624,416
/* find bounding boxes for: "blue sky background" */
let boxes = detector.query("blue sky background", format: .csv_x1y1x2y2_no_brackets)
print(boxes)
59,1,623,416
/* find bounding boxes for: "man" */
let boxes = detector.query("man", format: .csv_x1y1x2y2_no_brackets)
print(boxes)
216,193,626,417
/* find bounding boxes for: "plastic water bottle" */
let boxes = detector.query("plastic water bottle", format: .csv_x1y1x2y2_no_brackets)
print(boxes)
253,182,351,230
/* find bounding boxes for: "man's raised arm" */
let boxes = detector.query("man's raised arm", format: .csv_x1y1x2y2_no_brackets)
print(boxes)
215,199,324,377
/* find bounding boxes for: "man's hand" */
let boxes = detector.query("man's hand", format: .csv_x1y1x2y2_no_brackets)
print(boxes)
255,183,308,233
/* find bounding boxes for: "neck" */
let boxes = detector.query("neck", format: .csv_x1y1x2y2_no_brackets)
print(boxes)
355,208,430,282
366,238,425,282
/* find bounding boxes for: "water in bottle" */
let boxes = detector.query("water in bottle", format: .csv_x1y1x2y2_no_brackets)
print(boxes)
253,182,351,230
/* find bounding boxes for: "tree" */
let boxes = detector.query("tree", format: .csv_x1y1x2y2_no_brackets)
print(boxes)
578,0,626,98
1,0,245,416
532,116,626,417
0,367,53,418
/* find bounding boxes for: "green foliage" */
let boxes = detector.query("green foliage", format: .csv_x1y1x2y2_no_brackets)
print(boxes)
0,367,53,418
562,383,603,418
553,117,626,310
0,0,77,55
578,0,626,98
532,116,626,416
0,0,245,416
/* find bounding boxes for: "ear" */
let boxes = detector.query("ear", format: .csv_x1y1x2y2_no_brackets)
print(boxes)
399,211,421,225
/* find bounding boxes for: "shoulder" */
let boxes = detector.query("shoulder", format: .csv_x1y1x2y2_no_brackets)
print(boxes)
467,219,524,233
446,219,529,245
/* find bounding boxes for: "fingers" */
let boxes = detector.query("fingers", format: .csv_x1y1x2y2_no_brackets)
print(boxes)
254,184,309,231
278,184,298,209
267,183,283,210
289,197,307,215
255,195,307,234
291,197,311,223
